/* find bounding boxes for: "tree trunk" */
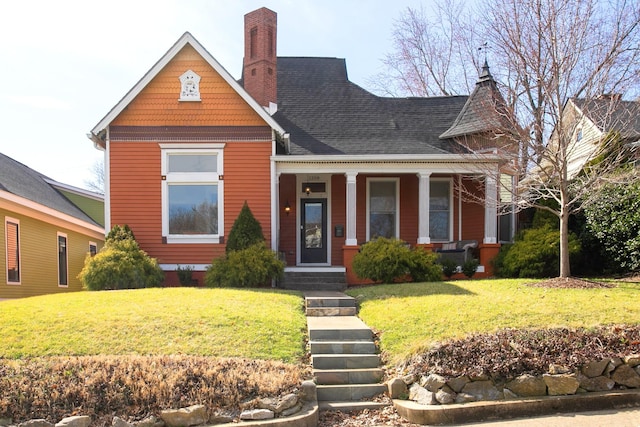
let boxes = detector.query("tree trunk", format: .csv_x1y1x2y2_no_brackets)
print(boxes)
559,207,571,278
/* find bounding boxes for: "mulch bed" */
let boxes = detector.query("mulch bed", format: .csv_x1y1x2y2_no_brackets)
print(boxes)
526,277,615,288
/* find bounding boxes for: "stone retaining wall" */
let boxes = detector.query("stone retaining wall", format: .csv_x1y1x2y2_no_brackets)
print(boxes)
389,355,640,405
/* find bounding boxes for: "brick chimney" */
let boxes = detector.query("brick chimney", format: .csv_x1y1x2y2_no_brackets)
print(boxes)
243,7,277,108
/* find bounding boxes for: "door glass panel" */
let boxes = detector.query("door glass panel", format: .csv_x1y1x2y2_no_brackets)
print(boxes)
304,202,323,249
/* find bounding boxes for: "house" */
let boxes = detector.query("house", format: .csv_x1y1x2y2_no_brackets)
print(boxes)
88,8,518,287
1,153,105,299
554,96,640,179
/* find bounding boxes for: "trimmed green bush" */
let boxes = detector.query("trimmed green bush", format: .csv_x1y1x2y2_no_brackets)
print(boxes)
176,265,194,286
78,233,164,290
584,179,640,272
440,258,458,279
461,258,480,278
204,243,284,288
105,224,136,243
406,247,442,282
226,202,265,253
353,237,440,283
494,225,581,278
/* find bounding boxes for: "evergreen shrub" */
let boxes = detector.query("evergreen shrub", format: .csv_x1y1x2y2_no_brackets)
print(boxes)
78,226,164,290
204,243,284,288
352,237,440,283
226,201,265,253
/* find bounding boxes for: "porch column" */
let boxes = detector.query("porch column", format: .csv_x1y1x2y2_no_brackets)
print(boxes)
345,172,358,246
417,172,431,244
484,175,498,244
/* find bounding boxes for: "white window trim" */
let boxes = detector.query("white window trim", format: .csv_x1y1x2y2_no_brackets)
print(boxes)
160,144,225,244
366,177,400,241
57,232,68,287
5,216,21,285
430,177,454,242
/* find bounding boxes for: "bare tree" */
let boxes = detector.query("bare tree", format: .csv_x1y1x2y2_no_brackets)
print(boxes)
377,0,640,277
84,160,105,194
368,0,479,96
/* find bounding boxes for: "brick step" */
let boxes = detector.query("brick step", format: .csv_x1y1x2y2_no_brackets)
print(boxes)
309,340,376,355
306,306,357,316
316,383,387,402
314,368,384,385
318,401,390,412
312,354,380,370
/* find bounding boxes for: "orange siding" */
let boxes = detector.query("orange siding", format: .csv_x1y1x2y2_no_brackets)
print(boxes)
223,142,272,243
330,174,346,265
278,175,297,266
113,45,266,127
461,178,485,243
109,141,272,267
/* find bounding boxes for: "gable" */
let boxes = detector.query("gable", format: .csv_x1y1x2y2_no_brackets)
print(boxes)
113,44,267,127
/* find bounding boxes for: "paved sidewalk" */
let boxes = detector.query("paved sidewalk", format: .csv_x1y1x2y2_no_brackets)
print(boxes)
463,407,640,426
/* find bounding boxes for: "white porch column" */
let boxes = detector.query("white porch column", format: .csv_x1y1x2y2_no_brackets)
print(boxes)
345,172,358,246
484,175,498,244
417,172,431,244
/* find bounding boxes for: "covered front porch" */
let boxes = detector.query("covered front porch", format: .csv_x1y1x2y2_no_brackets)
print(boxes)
271,155,506,285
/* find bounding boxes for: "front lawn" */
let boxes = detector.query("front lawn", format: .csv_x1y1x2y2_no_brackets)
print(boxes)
0,288,306,362
346,278,640,364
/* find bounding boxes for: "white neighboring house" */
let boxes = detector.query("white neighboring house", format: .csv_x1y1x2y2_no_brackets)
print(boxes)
560,96,640,179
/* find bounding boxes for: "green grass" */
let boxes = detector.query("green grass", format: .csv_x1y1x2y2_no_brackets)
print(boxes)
0,288,306,362
346,279,640,363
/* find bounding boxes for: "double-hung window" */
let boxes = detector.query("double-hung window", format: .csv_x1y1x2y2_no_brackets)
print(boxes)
5,217,20,284
429,179,452,241
161,145,224,244
367,178,399,240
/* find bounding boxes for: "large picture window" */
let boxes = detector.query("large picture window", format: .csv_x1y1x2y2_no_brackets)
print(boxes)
5,218,20,284
161,145,224,244
430,179,452,241
367,178,399,240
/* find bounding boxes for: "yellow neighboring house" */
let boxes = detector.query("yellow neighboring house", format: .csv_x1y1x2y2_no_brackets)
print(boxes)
1,153,105,299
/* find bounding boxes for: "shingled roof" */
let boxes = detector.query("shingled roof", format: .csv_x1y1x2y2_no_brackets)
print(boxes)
572,96,640,142
0,152,100,226
439,61,511,140
273,57,470,155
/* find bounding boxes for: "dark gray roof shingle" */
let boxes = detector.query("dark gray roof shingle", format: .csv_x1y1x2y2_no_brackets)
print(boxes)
273,57,470,155
572,97,640,142
0,152,99,225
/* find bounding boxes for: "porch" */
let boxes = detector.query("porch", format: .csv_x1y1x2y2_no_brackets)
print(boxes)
271,156,510,285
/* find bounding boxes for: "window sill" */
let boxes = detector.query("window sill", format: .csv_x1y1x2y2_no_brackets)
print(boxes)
165,236,221,244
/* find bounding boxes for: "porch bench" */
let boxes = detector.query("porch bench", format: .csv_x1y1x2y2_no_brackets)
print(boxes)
434,240,478,265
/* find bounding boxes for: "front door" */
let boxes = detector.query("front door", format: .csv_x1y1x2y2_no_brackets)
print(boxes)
301,198,327,263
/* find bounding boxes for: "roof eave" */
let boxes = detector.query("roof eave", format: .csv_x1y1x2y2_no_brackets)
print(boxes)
88,32,285,145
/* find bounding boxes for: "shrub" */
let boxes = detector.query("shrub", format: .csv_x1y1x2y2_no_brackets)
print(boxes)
461,258,480,278
352,237,440,283
406,248,442,282
440,258,458,279
176,265,194,286
78,226,164,290
584,179,640,272
494,225,581,278
205,243,284,288
226,202,265,253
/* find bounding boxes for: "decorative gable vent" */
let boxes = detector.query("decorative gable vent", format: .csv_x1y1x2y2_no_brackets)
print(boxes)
179,70,201,101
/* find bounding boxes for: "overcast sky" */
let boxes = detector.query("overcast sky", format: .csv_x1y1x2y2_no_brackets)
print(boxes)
0,0,430,190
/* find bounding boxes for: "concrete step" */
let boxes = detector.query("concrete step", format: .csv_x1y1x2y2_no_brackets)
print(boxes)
312,354,380,370
306,306,357,316
281,271,347,291
317,384,387,401
314,368,384,385
305,292,356,308
307,316,373,341
309,340,377,355
318,401,390,412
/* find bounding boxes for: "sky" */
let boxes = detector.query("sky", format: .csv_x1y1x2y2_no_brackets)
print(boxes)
0,0,427,191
